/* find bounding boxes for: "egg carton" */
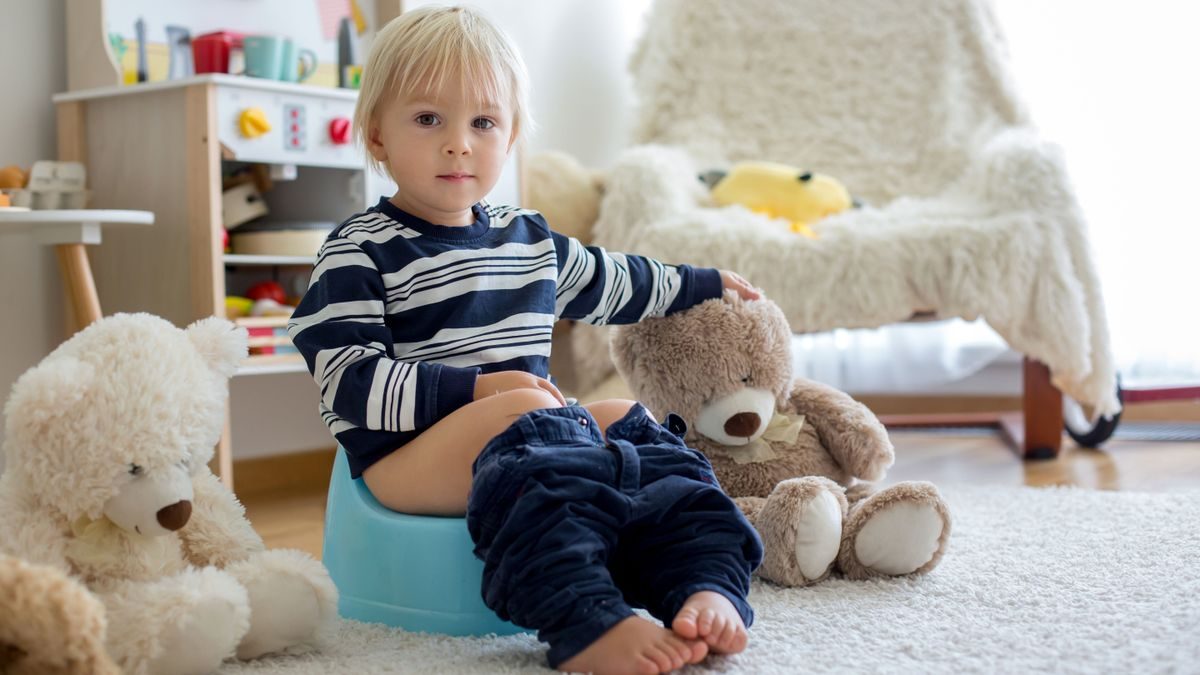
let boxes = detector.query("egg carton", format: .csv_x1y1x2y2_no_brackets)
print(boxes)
0,161,89,210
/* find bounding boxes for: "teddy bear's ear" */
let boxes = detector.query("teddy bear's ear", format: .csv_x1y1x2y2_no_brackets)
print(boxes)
3,356,95,438
185,317,248,378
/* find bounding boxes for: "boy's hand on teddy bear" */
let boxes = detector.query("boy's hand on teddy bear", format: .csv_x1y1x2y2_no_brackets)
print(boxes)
720,270,761,301
474,371,567,406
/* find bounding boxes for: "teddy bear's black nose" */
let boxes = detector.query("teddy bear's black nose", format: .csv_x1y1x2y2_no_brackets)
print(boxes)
157,500,192,531
724,412,762,438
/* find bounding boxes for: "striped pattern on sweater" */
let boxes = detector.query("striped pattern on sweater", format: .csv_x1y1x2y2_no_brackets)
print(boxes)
288,198,722,477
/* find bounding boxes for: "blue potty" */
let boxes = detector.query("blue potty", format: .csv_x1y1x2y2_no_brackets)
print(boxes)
322,448,525,636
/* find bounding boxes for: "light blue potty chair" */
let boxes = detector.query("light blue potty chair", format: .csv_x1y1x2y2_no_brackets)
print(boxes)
323,448,526,636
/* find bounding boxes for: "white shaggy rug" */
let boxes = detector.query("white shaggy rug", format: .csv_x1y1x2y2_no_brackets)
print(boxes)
220,485,1200,674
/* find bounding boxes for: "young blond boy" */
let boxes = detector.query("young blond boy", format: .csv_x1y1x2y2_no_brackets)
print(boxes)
290,6,763,673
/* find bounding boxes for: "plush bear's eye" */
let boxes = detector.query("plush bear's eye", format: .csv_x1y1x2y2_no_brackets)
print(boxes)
129,464,143,476
741,375,752,384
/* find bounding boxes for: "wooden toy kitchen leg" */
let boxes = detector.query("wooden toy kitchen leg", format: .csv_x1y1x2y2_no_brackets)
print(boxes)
56,102,96,334
214,403,234,490
187,85,237,490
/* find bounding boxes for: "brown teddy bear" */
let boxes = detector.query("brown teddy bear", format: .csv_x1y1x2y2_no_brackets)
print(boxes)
612,293,951,586
0,553,119,675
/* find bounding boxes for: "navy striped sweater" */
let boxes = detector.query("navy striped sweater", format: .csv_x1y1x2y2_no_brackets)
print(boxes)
289,197,722,477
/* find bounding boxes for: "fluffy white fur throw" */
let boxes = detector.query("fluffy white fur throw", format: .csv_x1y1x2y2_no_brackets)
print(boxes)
572,0,1118,416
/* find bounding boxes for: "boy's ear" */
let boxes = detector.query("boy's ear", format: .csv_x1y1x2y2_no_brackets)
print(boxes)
367,119,387,162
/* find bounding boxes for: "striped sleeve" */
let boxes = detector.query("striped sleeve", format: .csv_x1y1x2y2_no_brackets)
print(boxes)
551,231,723,324
287,235,479,433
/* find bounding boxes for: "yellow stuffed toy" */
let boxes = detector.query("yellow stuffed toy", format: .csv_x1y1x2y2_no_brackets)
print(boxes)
705,161,854,238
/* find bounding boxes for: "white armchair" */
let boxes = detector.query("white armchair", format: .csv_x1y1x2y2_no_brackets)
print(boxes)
536,0,1118,458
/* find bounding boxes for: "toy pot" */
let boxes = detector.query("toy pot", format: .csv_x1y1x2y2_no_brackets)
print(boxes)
193,31,243,74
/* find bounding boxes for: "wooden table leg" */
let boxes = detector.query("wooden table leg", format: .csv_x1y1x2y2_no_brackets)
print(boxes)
54,242,102,330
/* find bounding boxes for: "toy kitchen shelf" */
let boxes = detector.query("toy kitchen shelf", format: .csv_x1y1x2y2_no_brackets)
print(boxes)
53,74,383,486
224,253,318,265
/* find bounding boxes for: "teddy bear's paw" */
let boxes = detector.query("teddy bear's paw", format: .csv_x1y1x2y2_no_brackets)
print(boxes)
144,573,248,675
840,482,950,579
227,549,338,660
755,477,848,586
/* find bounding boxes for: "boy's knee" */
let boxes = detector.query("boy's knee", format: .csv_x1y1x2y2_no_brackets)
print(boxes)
495,387,562,416
586,399,652,431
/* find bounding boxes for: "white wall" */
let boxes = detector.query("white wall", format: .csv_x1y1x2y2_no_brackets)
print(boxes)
0,0,67,472
0,1,648,463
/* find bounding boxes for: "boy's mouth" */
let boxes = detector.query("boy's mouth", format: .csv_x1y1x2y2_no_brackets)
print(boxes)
438,172,473,182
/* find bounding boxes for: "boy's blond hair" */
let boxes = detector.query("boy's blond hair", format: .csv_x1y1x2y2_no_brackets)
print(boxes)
354,5,533,175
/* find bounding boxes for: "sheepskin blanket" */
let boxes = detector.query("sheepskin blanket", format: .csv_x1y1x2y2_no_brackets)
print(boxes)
569,0,1118,417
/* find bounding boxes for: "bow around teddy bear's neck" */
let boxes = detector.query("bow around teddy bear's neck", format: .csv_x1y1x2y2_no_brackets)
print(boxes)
692,411,806,465
66,515,189,586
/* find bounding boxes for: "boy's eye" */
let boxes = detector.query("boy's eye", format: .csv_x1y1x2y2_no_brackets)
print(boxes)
472,117,495,130
415,114,439,126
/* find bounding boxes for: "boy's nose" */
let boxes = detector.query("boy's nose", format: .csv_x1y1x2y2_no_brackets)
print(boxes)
443,137,471,156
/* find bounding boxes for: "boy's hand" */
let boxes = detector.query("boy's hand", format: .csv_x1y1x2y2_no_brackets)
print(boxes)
719,270,761,301
474,370,567,405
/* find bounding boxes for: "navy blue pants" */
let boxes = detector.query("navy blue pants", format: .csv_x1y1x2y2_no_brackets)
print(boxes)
467,404,763,668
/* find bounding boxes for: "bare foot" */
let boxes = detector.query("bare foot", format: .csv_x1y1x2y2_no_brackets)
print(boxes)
671,591,748,655
559,616,707,674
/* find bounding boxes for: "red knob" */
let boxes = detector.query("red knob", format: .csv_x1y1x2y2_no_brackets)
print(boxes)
329,117,351,145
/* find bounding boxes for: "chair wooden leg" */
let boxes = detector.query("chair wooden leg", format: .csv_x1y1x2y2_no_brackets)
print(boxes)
1017,357,1063,459
879,356,1063,461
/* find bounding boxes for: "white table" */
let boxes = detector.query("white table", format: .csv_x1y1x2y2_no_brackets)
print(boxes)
0,209,154,329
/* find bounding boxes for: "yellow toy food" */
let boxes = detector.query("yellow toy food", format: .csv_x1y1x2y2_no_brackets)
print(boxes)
0,165,29,189
708,161,853,238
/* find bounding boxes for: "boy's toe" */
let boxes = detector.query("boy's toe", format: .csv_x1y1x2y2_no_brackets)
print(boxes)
723,623,747,654
704,616,727,646
685,639,709,663
672,607,700,639
646,645,673,672
666,635,694,664
635,655,659,674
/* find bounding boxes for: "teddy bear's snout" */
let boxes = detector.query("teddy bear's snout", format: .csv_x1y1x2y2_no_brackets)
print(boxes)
724,412,762,438
156,500,192,531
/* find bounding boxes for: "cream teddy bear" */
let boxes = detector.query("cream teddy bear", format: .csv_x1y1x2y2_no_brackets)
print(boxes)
0,313,337,675
612,294,951,586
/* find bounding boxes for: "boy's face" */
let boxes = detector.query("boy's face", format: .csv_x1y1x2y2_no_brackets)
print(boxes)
368,73,516,226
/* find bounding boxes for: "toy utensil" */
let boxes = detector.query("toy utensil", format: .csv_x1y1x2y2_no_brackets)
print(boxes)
134,17,148,82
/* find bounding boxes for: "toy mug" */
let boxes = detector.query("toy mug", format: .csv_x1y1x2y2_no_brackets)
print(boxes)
279,38,318,83
244,34,285,79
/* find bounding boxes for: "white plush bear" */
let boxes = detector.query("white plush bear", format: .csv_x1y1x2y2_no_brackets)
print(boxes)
0,313,337,675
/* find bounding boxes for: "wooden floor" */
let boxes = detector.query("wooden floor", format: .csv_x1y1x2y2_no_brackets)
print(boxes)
240,432,1200,560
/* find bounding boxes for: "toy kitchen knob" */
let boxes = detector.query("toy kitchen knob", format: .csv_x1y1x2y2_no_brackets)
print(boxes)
239,108,272,139
328,117,352,145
